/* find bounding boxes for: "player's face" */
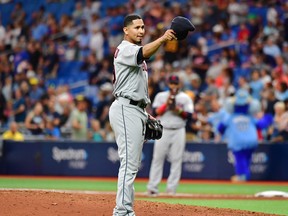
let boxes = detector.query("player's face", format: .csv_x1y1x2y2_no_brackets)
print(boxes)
169,82,179,93
124,19,145,45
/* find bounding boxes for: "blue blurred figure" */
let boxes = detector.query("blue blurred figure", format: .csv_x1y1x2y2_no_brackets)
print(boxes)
218,89,272,181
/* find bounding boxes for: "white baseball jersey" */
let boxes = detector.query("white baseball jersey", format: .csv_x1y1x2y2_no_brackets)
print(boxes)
152,91,194,128
113,40,150,104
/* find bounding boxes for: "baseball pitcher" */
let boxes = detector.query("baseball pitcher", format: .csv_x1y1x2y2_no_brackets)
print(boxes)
147,74,194,196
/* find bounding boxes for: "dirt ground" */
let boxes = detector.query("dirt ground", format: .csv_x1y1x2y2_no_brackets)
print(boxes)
0,190,282,216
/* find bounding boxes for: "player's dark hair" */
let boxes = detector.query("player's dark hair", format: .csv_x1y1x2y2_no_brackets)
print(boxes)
123,14,142,27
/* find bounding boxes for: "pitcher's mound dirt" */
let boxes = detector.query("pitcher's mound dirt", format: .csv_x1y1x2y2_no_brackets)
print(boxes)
0,190,278,216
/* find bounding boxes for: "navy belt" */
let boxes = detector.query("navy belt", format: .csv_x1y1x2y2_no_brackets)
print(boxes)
129,99,147,109
116,97,147,109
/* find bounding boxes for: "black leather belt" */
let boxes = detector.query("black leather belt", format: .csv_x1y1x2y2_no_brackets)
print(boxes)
116,96,147,109
129,99,147,109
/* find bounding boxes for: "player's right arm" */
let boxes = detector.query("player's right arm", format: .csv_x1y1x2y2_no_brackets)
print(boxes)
142,29,176,59
153,93,168,116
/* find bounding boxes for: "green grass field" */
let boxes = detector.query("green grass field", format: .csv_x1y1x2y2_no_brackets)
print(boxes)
0,177,287,215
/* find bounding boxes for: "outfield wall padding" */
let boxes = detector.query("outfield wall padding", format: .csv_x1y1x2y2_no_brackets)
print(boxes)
0,140,288,180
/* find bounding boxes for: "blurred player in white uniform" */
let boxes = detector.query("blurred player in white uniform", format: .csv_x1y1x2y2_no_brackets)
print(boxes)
147,74,194,196
109,14,177,216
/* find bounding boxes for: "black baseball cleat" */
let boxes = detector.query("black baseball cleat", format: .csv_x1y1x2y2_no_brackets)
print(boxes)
146,190,158,197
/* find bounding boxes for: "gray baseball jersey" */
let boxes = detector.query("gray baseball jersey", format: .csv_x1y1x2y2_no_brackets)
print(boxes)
152,91,194,128
113,40,150,104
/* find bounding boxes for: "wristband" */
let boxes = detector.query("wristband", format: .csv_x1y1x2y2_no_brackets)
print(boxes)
157,103,167,115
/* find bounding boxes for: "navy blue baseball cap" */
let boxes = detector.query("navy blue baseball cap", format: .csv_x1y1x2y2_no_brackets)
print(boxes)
168,75,180,84
170,16,195,40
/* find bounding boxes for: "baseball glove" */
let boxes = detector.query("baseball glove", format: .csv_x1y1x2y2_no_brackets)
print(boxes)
145,115,163,140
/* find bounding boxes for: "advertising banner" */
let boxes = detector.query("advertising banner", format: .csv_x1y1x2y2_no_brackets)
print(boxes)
1,140,288,180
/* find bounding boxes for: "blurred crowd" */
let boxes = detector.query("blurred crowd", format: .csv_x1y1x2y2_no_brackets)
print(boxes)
0,0,288,143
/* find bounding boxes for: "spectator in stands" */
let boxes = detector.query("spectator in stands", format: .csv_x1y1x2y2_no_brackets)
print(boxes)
94,82,113,128
0,55,12,86
10,2,26,25
237,23,250,43
282,42,288,63
89,25,104,62
59,104,71,129
12,88,27,125
0,86,7,127
26,40,43,71
24,102,45,136
96,58,113,86
2,121,24,141
198,123,214,142
249,70,264,100
263,36,281,58
2,76,12,102
228,47,241,67
31,18,49,42
274,81,288,101
89,119,105,142
70,95,88,140
271,100,288,142
207,98,228,142
83,0,101,20
206,56,223,83
0,19,5,45
106,5,125,54
47,13,60,36
186,73,202,103
44,118,61,140
227,0,242,27
262,20,279,40
188,0,205,28
43,96,61,135
42,41,59,78
72,1,84,24
216,67,235,105
267,101,288,142
63,38,79,61
61,15,78,39
191,46,210,89
188,99,209,139
103,121,115,142
81,52,102,85
271,56,288,83
260,68,272,86
249,47,270,72
201,75,219,112
29,77,44,107
247,14,261,43
76,27,91,61
3,99,13,125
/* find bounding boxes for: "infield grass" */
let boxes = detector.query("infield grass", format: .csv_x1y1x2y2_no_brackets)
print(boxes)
0,177,288,215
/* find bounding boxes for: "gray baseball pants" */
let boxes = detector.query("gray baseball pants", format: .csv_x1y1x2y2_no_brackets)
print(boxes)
109,97,147,216
147,127,186,194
